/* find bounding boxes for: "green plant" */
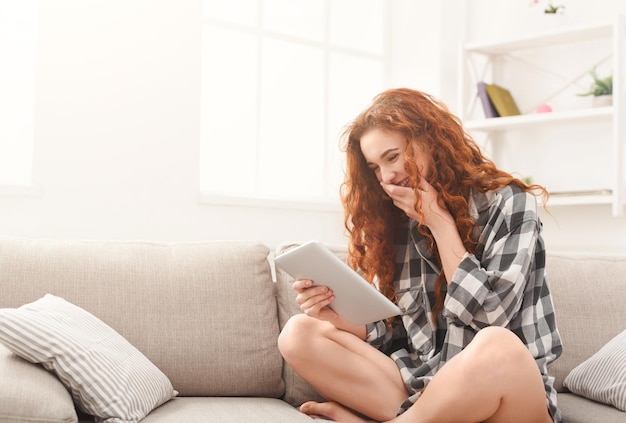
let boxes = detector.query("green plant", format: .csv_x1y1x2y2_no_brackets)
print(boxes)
543,2,565,14
578,68,612,97
531,0,565,14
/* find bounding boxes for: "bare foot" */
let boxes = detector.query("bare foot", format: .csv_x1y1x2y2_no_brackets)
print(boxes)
299,401,378,422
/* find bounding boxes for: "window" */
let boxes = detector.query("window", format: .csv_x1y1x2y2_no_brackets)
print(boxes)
0,2,36,188
200,0,389,209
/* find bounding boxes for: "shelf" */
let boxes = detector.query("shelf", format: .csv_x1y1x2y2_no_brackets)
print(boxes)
465,21,612,55
464,107,612,131
459,15,625,216
546,191,614,207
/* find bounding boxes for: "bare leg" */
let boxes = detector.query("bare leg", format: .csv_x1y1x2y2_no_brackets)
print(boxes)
278,314,407,421
390,326,553,423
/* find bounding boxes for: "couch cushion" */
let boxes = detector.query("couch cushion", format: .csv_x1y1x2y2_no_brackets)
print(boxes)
0,237,283,397
0,294,177,422
274,242,348,407
558,393,626,423
140,397,316,423
546,255,626,392
563,329,626,412
0,344,78,423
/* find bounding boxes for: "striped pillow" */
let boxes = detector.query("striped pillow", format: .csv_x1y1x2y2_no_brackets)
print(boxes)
0,294,177,422
563,329,626,412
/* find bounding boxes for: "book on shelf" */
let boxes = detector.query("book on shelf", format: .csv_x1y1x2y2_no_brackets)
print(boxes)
485,83,521,117
477,82,499,118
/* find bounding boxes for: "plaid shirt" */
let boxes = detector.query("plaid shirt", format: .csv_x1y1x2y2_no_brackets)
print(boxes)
365,184,563,422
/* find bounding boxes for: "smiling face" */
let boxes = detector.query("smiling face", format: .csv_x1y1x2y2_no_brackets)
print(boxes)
360,128,430,187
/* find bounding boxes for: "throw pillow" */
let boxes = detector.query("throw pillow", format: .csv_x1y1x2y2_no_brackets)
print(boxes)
0,294,177,422
0,344,78,423
563,329,626,411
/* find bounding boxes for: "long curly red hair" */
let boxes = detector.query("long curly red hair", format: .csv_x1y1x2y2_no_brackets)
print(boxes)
340,88,547,317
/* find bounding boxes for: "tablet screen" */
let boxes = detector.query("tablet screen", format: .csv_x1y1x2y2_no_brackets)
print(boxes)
274,240,401,325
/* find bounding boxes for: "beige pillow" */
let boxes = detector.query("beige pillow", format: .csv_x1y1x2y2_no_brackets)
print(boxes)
564,329,626,411
0,294,177,422
0,344,78,423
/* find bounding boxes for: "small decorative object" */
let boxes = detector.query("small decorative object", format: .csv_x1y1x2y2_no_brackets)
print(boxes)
543,1,565,14
536,104,553,113
577,67,613,107
527,1,568,31
530,0,565,14
592,95,613,107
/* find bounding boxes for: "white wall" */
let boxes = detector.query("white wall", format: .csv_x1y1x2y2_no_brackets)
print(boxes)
0,0,624,254
0,0,356,248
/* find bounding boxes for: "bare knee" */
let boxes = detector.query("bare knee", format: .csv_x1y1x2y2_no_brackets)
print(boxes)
278,314,329,365
277,314,308,360
473,326,524,351
466,326,533,375
469,328,550,422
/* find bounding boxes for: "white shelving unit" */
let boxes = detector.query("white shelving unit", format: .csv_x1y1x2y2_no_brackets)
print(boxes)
459,16,626,216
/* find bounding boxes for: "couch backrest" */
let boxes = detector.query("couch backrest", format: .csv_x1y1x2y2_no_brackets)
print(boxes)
0,237,284,398
546,254,626,392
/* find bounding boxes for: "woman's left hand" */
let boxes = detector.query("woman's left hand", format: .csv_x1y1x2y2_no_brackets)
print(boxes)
380,179,454,229
382,179,467,282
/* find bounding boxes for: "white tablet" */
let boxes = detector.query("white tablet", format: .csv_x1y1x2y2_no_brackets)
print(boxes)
274,240,402,326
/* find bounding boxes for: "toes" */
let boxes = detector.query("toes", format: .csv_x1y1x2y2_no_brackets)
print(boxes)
300,401,336,420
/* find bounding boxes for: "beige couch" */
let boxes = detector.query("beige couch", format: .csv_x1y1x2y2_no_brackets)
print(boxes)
0,236,624,423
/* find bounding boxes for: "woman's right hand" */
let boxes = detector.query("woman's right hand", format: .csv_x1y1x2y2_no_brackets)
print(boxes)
293,279,368,339
293,279,338,322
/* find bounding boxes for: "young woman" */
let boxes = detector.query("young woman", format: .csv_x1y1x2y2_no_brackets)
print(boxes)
278,88,563,423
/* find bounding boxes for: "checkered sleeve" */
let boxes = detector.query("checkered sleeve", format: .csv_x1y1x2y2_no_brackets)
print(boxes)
365,320,391,346
366,315,408,352
443,189,540,330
